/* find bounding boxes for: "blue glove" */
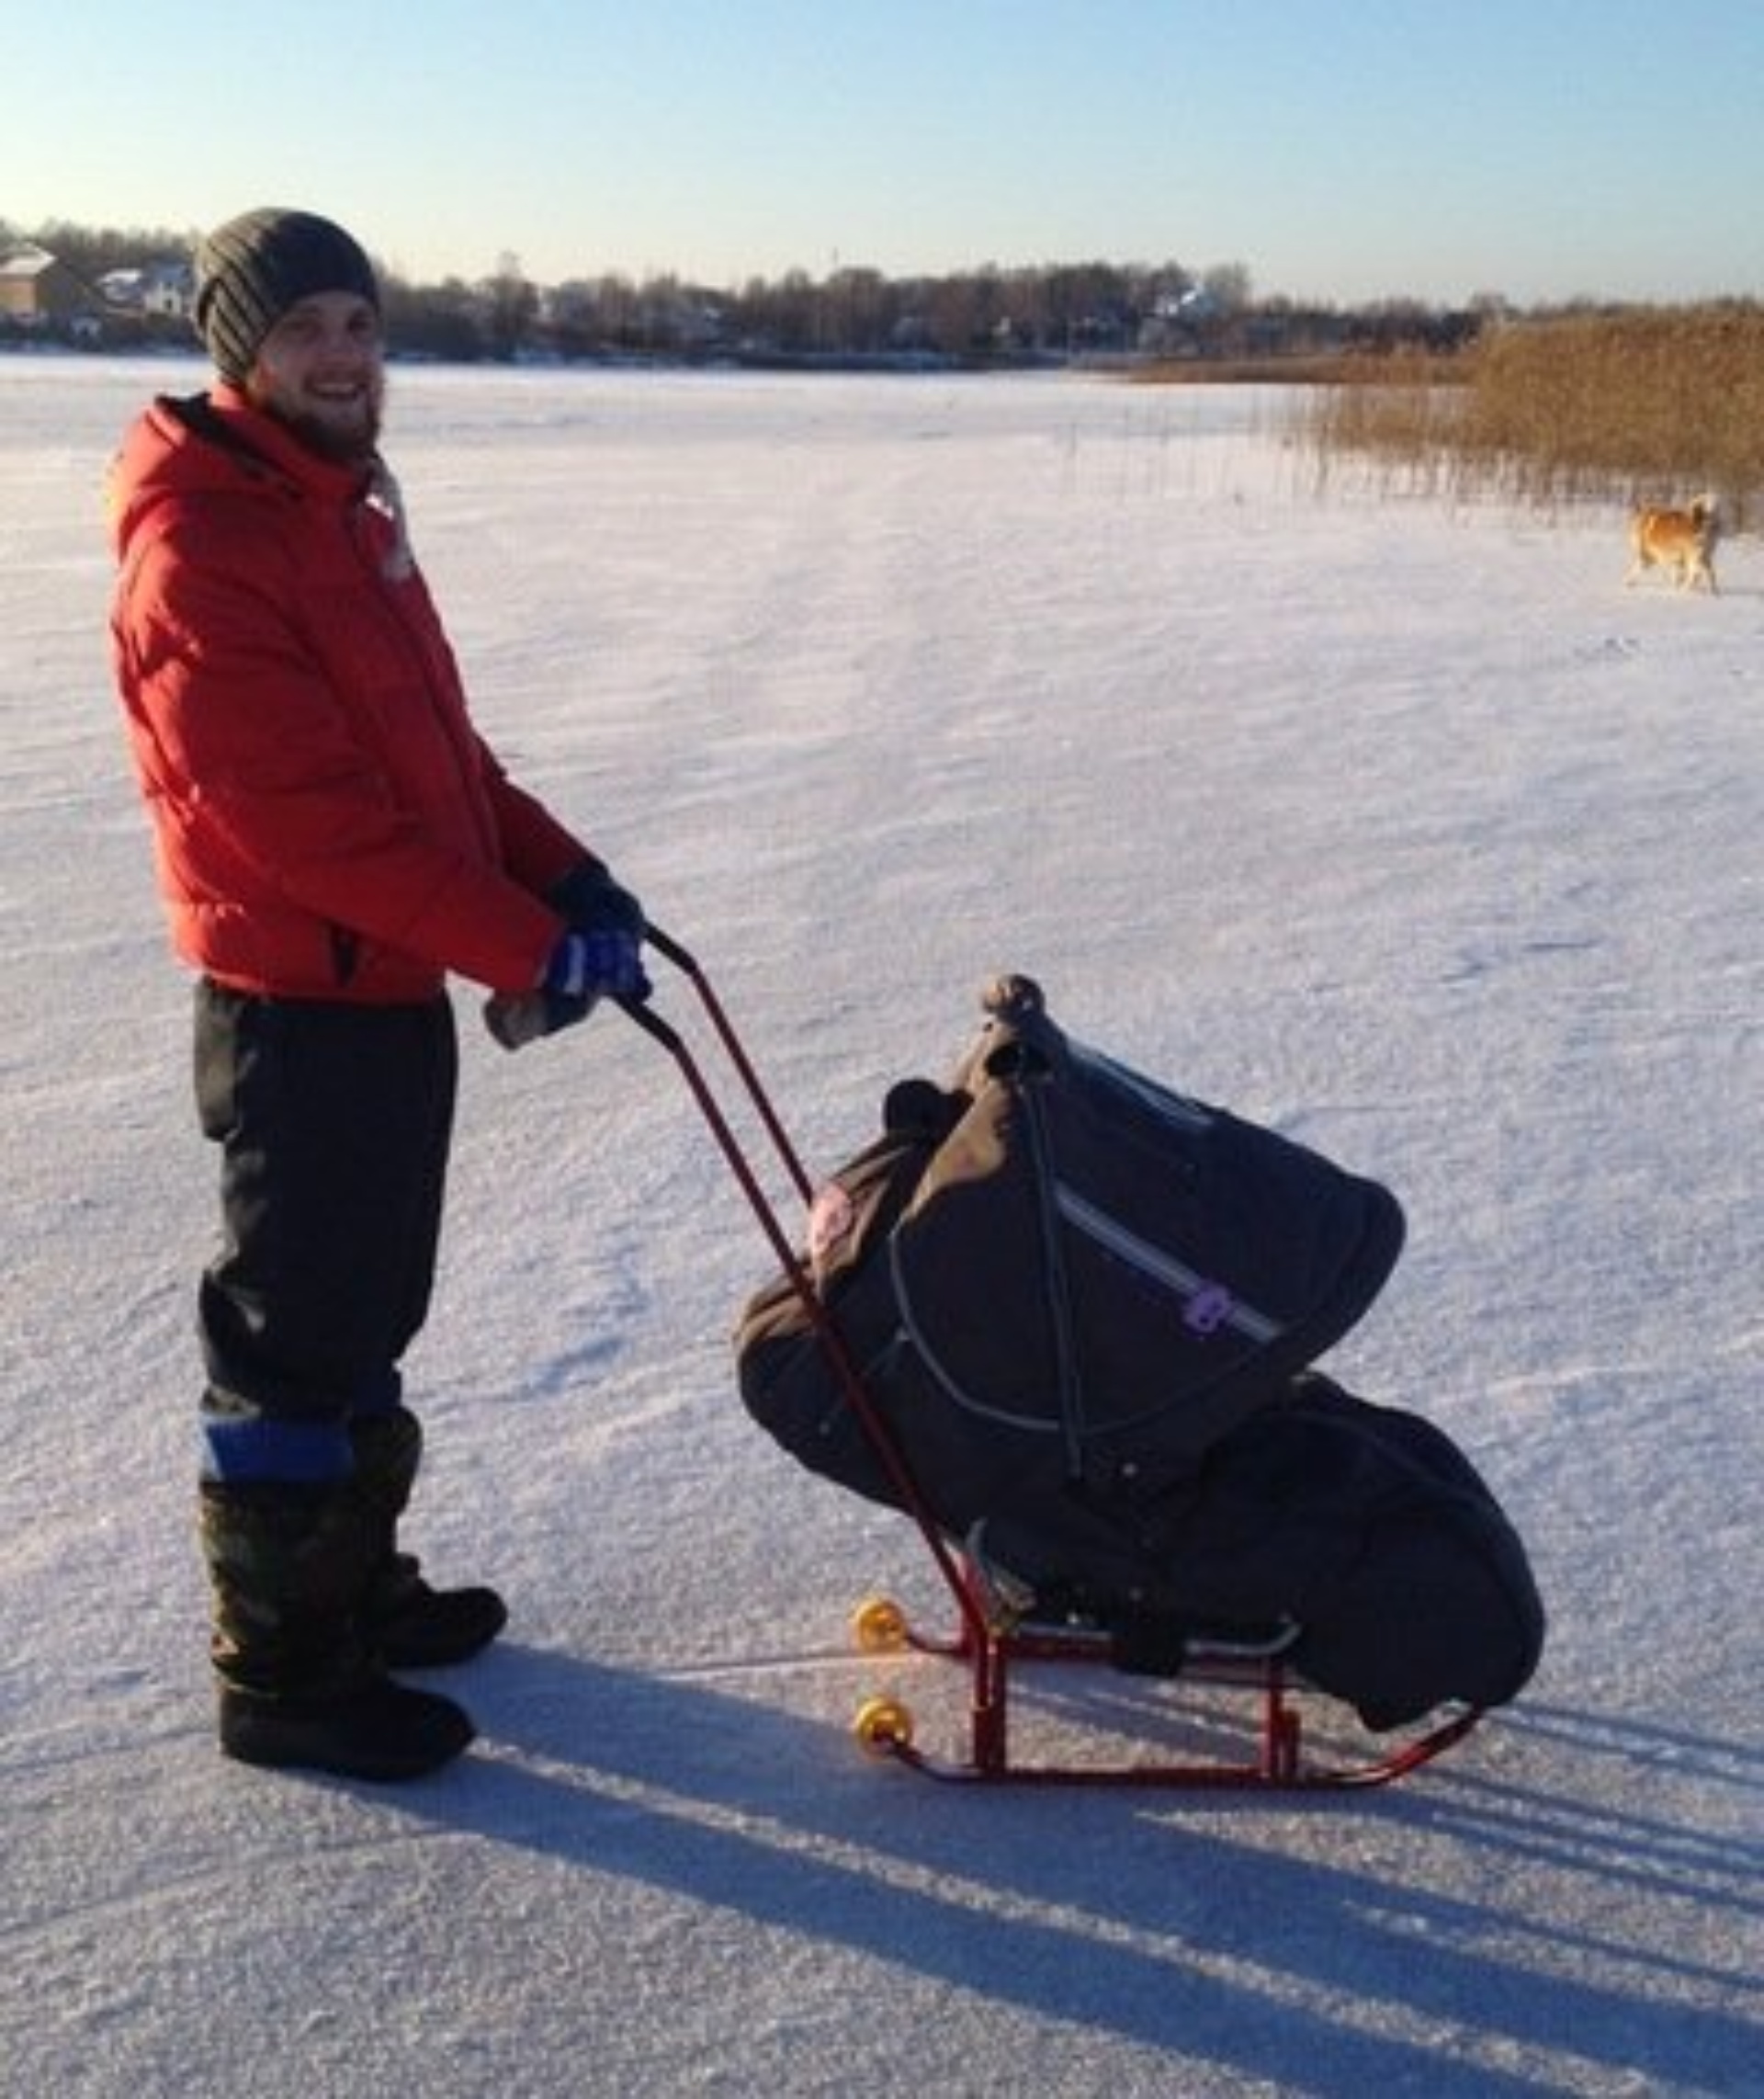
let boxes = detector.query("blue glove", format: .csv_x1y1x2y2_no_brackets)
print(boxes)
543,927,650,1002
482,863,650,1050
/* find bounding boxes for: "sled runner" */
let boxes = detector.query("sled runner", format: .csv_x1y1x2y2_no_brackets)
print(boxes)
626,932,1544,1790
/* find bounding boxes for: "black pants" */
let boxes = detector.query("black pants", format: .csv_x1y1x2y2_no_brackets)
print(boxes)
193,981,458,1483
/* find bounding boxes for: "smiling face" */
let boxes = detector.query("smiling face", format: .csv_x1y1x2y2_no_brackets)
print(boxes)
246,289,386,462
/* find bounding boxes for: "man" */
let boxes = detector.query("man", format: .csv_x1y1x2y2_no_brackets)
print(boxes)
107,208,646,1781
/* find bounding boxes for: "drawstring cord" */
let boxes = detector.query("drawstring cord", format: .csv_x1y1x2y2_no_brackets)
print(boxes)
366,457,416,582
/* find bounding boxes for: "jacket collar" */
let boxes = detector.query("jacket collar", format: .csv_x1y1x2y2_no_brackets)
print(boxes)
188,382,374,502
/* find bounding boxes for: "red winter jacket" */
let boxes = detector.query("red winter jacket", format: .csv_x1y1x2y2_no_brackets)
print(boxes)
108,387,589,1003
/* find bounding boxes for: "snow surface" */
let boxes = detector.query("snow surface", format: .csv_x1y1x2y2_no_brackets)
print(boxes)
3,356,1759,2098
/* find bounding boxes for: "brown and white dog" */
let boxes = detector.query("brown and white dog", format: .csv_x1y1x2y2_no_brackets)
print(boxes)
1625,494,1721,594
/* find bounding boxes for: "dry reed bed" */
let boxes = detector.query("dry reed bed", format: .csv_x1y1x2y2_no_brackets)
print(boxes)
1292,309,1764,527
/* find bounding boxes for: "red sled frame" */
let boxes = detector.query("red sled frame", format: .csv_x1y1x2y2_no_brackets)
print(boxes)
626,930,1485,1790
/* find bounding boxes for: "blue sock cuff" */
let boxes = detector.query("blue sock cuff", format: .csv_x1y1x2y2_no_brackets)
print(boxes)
199,1414,356,1484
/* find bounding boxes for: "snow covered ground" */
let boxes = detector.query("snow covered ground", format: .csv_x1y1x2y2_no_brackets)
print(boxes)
3,356,1759,2096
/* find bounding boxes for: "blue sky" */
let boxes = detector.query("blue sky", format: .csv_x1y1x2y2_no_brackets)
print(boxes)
11,1,1762,304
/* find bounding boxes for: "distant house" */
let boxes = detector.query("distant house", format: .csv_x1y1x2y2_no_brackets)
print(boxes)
98,258,197,323
0,243,107,330
141,259,196,320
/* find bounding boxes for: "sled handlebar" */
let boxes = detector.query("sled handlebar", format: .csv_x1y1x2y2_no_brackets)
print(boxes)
620,924,991,1637
618,922,813,1208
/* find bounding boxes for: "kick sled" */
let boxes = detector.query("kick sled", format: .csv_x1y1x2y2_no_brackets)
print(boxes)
621,930,1534,1791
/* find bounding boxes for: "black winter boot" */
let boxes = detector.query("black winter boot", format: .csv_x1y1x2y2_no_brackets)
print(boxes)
218,1674,475,1781
350,1407,507,1670
201,1482,475,1781
367,1552,509,1670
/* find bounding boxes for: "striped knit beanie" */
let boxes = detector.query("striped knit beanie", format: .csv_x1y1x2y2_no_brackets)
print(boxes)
194,209,380,381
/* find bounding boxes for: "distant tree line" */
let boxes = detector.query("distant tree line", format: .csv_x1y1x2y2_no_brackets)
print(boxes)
0,213,1585,367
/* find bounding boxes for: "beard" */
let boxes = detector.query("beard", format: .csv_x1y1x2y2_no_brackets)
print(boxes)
277,388,385,465
254,369,387,464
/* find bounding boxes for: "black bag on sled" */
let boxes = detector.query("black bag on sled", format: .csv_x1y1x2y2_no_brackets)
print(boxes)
977,1373,1545,1730
734,974,1544,1729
